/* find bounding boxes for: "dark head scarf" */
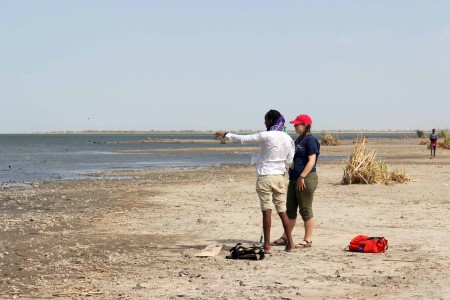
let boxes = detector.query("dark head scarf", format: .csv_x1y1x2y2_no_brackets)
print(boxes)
267,115,285,131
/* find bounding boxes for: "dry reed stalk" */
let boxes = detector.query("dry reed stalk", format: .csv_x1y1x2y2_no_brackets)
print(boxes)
342,137,410,185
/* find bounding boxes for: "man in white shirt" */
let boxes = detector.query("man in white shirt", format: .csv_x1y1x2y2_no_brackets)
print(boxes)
215,110,295,253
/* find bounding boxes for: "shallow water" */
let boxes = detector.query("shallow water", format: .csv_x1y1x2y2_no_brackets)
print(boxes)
0,133,412,185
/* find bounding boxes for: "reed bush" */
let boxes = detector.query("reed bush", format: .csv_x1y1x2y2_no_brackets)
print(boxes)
438,130,447,139
416,130,425,138
341,137,410,185
320,132,340,146
438,131,450,149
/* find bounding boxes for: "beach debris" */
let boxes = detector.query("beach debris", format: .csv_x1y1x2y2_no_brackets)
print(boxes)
132,282,147,289
383,259,421,263
52,290,103,297
341,137,410,185
194,245,222,257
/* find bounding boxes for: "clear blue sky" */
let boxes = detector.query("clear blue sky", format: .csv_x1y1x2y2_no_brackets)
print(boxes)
1,1,449,133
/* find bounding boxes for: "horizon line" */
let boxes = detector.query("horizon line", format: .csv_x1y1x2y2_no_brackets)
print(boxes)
2,129,444,135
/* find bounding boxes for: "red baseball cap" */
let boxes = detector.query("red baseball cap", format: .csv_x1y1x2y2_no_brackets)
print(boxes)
290,114,312,125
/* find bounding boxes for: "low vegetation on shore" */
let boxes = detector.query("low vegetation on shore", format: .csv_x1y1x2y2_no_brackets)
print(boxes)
342,137,410,185
320,132,340,146
419,130,450,150
438,130,450,149
416,129,425,138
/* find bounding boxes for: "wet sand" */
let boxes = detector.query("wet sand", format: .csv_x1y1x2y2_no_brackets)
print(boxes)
1,138,449,299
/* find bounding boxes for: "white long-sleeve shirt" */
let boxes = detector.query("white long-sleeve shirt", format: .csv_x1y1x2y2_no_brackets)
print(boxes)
225,131,294,175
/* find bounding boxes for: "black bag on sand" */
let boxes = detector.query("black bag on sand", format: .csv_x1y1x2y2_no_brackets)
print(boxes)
226,243,265,260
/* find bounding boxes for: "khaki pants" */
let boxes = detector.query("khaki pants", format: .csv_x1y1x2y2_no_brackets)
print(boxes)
256,174,286,213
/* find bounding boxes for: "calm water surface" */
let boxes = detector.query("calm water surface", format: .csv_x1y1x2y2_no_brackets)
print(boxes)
0,133,415,186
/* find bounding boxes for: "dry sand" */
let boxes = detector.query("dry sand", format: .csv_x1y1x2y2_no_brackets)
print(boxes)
1,138,449,299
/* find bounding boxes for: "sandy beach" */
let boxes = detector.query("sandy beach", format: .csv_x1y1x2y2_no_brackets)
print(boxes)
1,138,449,299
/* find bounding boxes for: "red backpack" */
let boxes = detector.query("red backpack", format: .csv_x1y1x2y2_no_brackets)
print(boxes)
348,235,388,253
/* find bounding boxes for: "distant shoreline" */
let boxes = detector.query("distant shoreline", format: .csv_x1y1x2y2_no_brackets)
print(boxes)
2,130,419,135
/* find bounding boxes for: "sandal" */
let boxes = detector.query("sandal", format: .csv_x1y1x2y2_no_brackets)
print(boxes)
295,240,312,249
270,236,287,246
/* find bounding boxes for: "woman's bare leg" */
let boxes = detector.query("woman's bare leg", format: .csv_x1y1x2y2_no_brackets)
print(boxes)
303,217,314,242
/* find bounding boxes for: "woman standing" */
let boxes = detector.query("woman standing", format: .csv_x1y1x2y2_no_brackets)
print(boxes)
271,114,320,248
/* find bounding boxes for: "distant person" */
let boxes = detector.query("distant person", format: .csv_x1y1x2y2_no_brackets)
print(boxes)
271,114,320,249
429,129,438,159
214,109,295,253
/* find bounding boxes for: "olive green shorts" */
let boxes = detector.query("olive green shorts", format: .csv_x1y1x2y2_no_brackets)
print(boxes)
286,172,318,221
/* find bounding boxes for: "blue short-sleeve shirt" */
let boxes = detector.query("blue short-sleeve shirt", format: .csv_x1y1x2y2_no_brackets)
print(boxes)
289,134,320,181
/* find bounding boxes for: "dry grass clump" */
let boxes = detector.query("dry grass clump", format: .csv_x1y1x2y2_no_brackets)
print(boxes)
439,140,450,149
341,137,410,185
419,139,429,146
388,168,411,184
320,132,340,146
438,131,450,149
438,130,447,139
